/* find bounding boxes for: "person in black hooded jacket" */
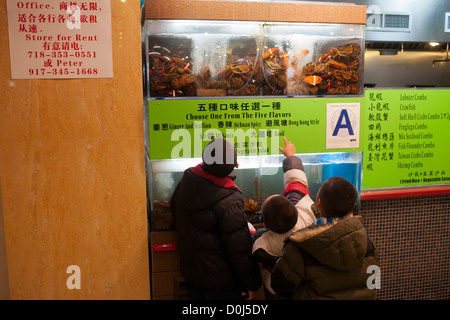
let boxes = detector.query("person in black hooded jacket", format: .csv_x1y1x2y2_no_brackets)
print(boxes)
170,138,262,300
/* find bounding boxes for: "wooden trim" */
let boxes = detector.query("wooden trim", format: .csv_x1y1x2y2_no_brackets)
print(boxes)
361,185,450,200
145,0,367,25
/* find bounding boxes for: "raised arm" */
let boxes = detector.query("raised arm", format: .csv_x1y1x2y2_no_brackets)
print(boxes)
279,137,309,205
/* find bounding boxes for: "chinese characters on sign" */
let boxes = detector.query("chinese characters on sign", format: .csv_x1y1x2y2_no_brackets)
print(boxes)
6,0,113,79
363,90,450,189
151,100,294,156
148,97,361,160
365,92,395,172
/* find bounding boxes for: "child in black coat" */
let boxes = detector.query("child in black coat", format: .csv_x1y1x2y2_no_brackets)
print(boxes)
171,138,261,300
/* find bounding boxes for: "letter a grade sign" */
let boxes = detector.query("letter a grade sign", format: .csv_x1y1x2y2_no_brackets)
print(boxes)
326,103,360,149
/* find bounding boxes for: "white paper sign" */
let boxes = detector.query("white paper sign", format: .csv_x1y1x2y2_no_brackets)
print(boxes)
326,103,360,149
6,0,113,79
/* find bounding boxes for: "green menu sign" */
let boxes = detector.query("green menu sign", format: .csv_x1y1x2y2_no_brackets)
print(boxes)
362,89,450,189
148,89,450,189
148,97,363,160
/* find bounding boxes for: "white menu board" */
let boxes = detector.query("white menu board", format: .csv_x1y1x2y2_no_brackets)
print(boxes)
6,0,113,79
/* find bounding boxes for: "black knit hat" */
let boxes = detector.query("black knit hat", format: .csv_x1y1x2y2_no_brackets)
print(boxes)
202,139,237,177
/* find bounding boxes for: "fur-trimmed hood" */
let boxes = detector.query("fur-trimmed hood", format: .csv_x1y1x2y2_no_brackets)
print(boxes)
287,216,367,271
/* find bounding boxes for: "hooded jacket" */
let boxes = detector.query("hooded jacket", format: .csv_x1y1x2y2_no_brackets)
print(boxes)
270,216,379,300
170,164,261,292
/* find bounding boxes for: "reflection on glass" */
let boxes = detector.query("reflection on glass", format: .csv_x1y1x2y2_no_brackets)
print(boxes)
149,152,363,231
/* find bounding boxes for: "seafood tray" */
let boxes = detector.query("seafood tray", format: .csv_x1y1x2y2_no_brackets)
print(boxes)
148,37,196,97
244,198,261,224
196,47,260,96
300,43,362,95
152,200,174,231
145,20,364,98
